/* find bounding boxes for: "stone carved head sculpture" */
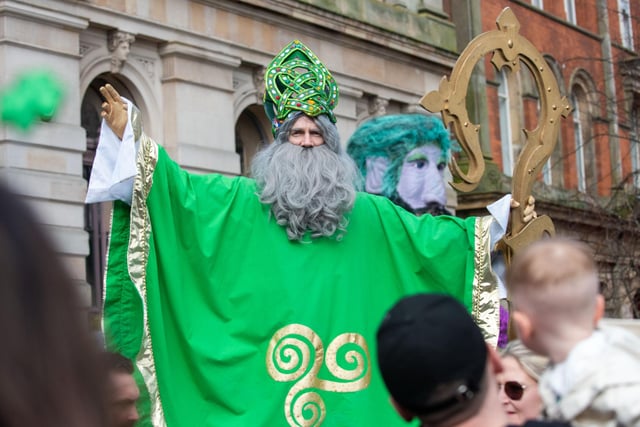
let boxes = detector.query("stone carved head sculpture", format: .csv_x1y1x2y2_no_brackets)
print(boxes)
108,31,136,74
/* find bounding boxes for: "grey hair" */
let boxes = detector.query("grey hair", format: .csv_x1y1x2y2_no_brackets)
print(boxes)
251,114,361,241
500,340,549,381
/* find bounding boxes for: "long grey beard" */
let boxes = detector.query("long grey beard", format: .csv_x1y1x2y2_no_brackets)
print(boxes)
251,142,359,241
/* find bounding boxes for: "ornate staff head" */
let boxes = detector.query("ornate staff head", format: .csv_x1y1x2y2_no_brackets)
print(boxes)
420,7,571,260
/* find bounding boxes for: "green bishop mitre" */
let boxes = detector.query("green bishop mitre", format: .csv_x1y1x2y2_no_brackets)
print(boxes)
263,40,339,135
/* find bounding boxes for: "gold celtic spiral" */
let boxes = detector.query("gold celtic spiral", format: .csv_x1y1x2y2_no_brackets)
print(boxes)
267,324,320,383
289,389,325,427
322,333,371,391
266,324,371,426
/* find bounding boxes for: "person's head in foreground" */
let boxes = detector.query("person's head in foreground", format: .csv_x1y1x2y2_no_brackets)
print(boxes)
498,340,549,425
347,114,453,216
103,351,140,427
0,181,108,427
251,39,360,241
376,293,506,427
506,238,604,363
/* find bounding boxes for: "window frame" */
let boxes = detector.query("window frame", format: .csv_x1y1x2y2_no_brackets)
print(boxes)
565,0,577,25
619,0,634,50
571,92,587,192
631,104,640,188
498,68,515,175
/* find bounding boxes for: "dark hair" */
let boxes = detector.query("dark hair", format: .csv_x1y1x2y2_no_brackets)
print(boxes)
103,351,134,375
376,294,488,424
0,181,108,427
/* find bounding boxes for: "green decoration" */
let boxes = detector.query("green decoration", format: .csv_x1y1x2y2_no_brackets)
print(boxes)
263,40,339,135
0,71,64,130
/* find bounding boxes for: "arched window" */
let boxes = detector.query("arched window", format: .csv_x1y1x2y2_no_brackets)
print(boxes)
571,91,586,191
619,0,634,50
570,81,597,193
565,0,577,24
235,105,271,176
497,66,526,177
498,69,514,175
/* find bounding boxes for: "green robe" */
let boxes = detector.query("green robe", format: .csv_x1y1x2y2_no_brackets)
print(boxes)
104,131,499,427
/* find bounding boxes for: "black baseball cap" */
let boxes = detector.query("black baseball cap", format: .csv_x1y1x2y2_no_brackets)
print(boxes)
376,293,488,416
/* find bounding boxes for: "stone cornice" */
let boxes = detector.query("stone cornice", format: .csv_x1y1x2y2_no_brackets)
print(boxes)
200,0,458,69
158,41,242,68
0,0,88,30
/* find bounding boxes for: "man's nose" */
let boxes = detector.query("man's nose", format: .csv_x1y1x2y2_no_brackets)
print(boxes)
302,132,318,148
301,132,314,147
129,406,139,422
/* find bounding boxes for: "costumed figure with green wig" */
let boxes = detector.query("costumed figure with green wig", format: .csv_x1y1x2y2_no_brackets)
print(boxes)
86,40,533,426
347,113,454,217
346,114,513,347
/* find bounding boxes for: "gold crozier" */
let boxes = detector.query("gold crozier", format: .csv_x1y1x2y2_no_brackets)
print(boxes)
421,7,572,263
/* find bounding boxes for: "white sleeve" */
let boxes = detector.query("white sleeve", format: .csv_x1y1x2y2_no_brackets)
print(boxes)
85,99,138,205
487,194,511,249
486,194,512,298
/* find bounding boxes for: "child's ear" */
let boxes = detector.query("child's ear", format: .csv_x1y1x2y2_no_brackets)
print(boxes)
511,310,533,342
486,344,504,374
594,294,605,325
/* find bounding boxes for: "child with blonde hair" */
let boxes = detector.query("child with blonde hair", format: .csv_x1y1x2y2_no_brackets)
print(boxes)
507,238,640,427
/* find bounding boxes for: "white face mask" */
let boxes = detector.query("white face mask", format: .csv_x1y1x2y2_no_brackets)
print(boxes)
396,145,447,211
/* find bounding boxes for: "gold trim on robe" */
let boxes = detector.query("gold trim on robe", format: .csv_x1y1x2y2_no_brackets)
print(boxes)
472,215,500,347
127,106,166,426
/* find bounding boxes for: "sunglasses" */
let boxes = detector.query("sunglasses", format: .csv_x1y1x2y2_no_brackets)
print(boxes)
499,381,527,401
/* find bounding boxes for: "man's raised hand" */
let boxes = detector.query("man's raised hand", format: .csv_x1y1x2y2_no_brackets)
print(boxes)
99,84,128,140
510,195,538,224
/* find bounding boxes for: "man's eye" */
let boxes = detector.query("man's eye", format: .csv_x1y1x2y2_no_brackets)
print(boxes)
415,160,426,169
310,131,322,138
291,130,304,137
437,162,446,171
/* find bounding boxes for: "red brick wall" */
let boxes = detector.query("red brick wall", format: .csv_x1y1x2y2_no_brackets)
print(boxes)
477,0,632,196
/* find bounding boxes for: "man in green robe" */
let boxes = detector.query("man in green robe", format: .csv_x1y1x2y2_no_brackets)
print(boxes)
87,40,519,427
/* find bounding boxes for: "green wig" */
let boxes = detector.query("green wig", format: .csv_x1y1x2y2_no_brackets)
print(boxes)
346,114,452,199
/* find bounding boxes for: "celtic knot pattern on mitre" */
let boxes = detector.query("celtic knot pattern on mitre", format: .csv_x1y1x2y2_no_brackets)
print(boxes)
263,40,339,135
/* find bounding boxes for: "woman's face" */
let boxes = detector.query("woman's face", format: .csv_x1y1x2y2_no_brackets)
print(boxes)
497,356,543,425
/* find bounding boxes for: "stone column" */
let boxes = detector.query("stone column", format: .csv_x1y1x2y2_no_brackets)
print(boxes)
0,2,91,303
159,42,242,175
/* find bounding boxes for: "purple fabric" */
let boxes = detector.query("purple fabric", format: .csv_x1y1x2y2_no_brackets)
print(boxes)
498,304,509,348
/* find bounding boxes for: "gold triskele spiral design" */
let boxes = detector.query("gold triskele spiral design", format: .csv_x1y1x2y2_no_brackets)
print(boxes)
266,324,371,427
